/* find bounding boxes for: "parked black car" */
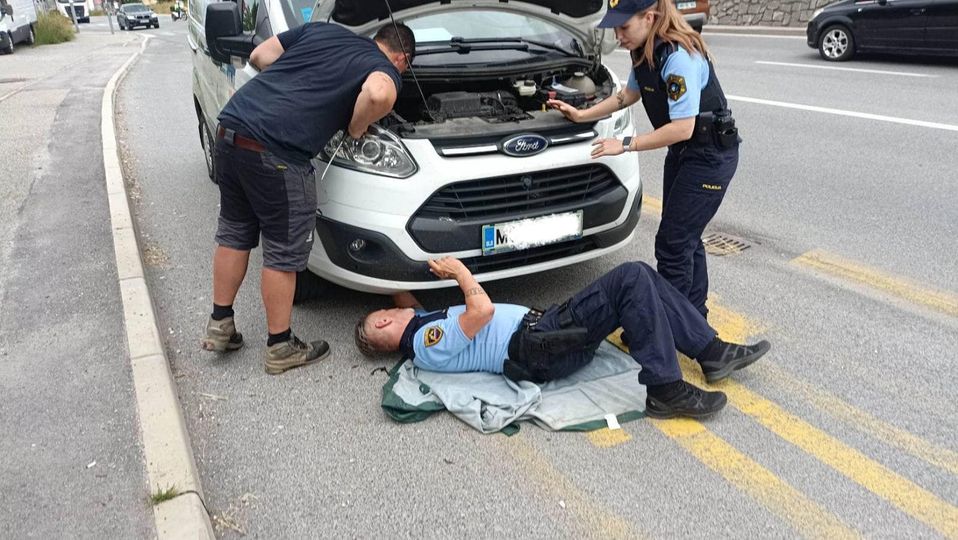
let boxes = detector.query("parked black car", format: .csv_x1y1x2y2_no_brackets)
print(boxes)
807,0,958,61
117,3,158,30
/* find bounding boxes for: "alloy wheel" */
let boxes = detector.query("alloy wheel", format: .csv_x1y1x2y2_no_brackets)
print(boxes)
822,29,849,59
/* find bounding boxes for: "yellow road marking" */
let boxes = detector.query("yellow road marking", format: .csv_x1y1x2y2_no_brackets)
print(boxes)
652,418,859,539
607,330,856,538
586,427,632,448
793,249,958,317
642,195,663,215
709,301,958,477
501,437,640,539
696,305,958,538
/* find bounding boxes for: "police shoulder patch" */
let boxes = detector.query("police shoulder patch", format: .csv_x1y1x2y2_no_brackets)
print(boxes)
424,326,444,347
666,74,687,101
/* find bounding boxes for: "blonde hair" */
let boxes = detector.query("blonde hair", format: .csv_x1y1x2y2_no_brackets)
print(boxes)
632,0,710,67
354,314,381,357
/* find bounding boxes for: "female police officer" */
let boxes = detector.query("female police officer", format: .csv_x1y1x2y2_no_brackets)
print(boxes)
549,0,739,319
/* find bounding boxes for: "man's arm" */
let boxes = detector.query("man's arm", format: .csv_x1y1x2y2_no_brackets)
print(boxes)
347,71,398,139
249,36,284,71
427,258,494,339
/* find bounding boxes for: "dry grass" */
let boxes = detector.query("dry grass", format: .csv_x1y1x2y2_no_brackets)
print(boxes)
34,11,75,45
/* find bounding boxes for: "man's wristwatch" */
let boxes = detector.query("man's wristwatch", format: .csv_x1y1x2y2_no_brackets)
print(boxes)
621,136,633,152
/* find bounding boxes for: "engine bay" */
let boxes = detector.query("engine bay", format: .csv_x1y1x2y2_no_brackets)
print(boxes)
385,64,616,139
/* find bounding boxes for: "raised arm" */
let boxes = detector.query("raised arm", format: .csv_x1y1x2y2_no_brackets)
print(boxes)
348,71,398,139
427,258,494,339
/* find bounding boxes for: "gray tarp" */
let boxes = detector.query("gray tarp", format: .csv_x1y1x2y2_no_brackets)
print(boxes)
381,341,646,434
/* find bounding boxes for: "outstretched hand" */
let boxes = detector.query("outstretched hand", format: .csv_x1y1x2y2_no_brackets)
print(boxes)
591,138,625,159
547,99,582,123
428,257,468,280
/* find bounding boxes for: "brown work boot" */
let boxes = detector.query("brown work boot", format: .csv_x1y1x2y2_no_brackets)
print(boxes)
200,316,244,352
265,334,330,375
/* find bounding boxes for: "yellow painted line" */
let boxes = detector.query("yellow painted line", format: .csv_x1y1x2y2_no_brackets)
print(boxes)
608,330,856,538
793,249,958,317
642,195,662,216
501,437,640,539
697,306,958,538
586,427,633,448
708,301,958,477
652,418,859,539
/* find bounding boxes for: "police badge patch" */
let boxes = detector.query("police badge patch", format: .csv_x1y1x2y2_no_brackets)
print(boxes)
424,326,444,347
667,74,687,101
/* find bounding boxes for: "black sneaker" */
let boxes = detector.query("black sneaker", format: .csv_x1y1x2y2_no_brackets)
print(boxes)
265,334,331,375
697,339,771,383
646,381,727,419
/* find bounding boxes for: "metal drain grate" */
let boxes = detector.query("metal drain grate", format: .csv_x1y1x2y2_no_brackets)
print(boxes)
703,233,751,256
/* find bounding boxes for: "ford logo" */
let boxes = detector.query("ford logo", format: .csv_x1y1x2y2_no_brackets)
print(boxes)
501,134,549,157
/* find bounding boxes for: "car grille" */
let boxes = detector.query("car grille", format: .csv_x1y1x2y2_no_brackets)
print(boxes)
460,236,599,275
416,164,620,222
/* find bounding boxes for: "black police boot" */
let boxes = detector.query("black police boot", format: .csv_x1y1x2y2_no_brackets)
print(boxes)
645,380,727,419
696,337,771,383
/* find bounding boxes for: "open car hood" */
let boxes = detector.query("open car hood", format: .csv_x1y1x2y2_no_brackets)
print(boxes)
312,0,619,57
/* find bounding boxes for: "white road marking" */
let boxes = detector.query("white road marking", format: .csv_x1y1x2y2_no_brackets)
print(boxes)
755,60,936,78
703,32,807,40
726,95,958,132
162,31,175,36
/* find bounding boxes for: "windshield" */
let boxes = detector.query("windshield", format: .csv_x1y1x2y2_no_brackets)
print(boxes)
125,4,149,11
282,0,314,27
408,10,572,44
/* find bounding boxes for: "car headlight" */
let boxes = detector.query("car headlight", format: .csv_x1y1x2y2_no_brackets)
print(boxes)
321,125,417,178
811,8,824,20
613,109,632,135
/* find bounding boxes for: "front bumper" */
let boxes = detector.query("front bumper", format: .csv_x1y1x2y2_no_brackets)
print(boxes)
311,188,641,294
806,21,820,48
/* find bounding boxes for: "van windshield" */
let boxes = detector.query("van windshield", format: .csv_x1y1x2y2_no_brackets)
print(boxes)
281,0,314,28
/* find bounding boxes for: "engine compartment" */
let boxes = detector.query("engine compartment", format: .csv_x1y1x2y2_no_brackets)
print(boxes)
385,64,616,139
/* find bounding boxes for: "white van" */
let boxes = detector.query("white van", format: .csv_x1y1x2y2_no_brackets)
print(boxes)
54,0,91,23
190,0,641,298
0,0,37,54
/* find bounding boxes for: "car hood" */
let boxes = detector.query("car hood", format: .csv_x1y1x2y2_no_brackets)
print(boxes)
313,0,618,56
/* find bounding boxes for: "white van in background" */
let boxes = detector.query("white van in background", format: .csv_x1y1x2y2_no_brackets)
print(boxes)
0,0,37,54
55,0,91,23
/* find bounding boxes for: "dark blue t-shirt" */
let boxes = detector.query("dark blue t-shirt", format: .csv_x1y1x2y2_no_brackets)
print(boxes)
218,22,402,164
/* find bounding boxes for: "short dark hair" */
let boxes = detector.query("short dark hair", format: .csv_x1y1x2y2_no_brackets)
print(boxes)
374,23,416,61
354,314,379,357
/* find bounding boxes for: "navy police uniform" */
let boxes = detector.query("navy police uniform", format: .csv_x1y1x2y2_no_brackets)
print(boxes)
395,263,717,388
630,41,739,318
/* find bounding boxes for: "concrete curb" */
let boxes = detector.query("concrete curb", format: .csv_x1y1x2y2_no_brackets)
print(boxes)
101,36,215,539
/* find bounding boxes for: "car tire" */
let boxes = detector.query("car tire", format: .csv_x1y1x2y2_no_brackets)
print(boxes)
26,25,35,46
293,270,330,304
201,121,216,181
154,22,159,28
819,25,855,62
4,32,14,54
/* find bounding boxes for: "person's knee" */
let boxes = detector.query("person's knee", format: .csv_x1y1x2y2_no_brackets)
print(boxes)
614,261,654,278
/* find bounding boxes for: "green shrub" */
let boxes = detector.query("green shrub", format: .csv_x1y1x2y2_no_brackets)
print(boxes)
34,11,75,45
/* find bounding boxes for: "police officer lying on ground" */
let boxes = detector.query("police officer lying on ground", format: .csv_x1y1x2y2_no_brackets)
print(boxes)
201,21,415,375
354,258,770,419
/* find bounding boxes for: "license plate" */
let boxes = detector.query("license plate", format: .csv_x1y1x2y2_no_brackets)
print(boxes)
481,211,583,256
677,1,696,9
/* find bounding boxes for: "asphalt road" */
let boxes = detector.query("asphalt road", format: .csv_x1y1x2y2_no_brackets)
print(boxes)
118,23,958,538
0,22,153,538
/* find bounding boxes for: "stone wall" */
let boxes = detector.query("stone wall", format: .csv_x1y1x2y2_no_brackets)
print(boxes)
710,0,834,26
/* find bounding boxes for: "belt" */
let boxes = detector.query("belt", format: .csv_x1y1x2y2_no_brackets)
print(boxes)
217,126,266,153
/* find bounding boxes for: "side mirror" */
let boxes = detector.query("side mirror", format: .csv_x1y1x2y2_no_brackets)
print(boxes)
1,3,13,19
205,2,255,63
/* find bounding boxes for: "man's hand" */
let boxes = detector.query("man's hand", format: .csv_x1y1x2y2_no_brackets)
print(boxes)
427,257,468,280
428,257,493,339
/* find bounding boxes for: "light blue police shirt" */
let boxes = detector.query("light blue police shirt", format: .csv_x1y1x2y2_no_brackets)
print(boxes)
412,304,530,374
627,45,710,120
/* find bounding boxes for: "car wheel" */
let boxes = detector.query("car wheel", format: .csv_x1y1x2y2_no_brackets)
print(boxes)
155,22,160,28
293,270,329,304
819,25,855,61
26,25,35,46
202,122,216,181
3,33,14,54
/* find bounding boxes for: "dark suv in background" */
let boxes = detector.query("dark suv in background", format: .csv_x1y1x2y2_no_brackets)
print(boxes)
807,0,958,61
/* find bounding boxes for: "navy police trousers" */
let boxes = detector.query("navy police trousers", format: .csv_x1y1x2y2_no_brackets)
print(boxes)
656,142,738,317
533,262,717,386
